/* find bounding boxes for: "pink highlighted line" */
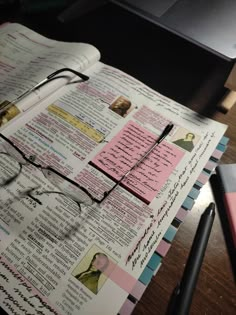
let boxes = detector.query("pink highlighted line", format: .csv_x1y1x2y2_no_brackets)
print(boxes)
102,259,137,293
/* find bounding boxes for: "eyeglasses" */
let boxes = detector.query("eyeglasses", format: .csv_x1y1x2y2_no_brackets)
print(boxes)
0,123,173,210
0,68,89,113
0,133,100,212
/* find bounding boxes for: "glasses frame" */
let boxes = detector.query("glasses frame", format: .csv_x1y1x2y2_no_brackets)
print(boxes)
0,133,101,207
0,123,173,208
0,65,174,206
0,68,89,113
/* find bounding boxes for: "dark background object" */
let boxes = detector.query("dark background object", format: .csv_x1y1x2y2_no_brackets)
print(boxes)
0,2,233,116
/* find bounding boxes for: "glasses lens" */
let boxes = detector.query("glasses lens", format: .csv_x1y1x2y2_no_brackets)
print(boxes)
41,169,94,206
0,152,21,185
1,141,26,164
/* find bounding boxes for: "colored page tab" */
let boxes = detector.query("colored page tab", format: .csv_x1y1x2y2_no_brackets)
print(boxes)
119,299,136,315
188,187,200,200
139,266,153,285
164,225,177,242
130,281,146,300
156,239,171,257
195,180,203,188
211,149,224,160
175,207,188,222
182,196,195,210
92,121,184,203
219,136,229,146
204,160,217,173
216,143,226,152
147,252,162,270
197,171,210,185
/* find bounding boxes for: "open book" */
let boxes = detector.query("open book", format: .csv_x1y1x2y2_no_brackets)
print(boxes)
0,23,228,315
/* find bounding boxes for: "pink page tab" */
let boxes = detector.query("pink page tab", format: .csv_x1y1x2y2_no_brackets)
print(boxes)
102,259,137,293
119,299,136,315
92,121,184,203
204,160,217,172
197,172,209,185
212,149,224,160
156,239,171,257
175,207,188,222
130,281,146,300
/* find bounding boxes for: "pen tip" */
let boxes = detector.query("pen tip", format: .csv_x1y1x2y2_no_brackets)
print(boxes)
167,123,174,132
205,202,215,216
209,202,215,209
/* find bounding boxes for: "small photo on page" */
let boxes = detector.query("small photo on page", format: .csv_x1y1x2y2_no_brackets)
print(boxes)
72,244,115,295
0,102,20,127
172,127,200,152
109,96,133,117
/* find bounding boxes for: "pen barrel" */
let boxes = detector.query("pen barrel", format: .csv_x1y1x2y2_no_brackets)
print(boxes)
175,205,215,315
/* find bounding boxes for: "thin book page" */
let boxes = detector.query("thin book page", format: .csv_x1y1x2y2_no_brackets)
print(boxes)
0,61,228,315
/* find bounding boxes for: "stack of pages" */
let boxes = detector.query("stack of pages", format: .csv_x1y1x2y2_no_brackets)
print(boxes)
0,23,228,315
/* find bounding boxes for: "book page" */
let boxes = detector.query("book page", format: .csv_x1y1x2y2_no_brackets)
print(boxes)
0,23,100,127
0,61,227,315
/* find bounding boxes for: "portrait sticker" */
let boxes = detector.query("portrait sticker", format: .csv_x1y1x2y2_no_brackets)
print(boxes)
172,127,200,152
72,245,114,295
109,96,132,117
0,101,20,127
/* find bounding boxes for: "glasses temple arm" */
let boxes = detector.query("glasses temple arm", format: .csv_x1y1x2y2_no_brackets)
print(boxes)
12,78,49,104
47,68,89,81
11,68,89,105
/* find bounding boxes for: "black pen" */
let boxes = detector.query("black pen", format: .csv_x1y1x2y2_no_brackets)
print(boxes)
167,202,215,315
128,123,174,172
101,123,174,201
113,124,173,180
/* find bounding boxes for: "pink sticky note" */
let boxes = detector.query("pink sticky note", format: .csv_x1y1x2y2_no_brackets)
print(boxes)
92,121,184,203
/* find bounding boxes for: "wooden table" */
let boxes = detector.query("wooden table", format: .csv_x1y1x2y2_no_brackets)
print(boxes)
1,3,236,315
